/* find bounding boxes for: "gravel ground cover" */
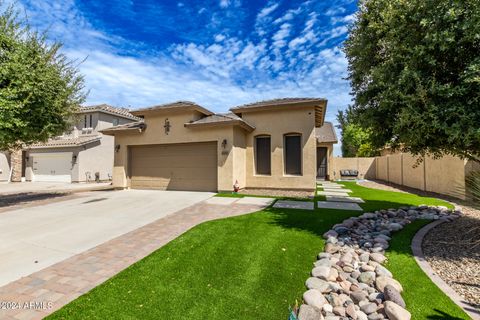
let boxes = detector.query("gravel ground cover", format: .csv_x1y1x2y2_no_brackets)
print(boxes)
358,179,480,312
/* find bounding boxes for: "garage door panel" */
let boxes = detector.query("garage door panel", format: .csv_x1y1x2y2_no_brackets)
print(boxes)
131,170,216,181
31,153,72,183
133,156,216,169
130,142,218,192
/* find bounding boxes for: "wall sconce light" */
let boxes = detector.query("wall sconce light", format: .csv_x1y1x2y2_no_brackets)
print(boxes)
221,139,227,149
25,156,29,162
115,144,121,153
72,155,77,163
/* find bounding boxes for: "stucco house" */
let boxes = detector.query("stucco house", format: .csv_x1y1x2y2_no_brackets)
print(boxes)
102,98,337,192
0,104,140,183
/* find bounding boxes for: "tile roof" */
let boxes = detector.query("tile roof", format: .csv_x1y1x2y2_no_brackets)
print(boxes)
78,104,141,121
100,121,146,134
230,97,327,110
316,121,338,143
185,113,255,132
27,135,101,149
131,101,214,116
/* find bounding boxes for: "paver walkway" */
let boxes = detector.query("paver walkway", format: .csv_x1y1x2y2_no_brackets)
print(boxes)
317,181,365,211
0,200,268,320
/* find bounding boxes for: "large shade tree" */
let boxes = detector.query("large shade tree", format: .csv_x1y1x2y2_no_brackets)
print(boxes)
344,0,480,161
0,3,86,150
336,107,379,157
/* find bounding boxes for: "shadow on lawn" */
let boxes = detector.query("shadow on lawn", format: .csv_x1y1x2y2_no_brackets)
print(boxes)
426,309,469,320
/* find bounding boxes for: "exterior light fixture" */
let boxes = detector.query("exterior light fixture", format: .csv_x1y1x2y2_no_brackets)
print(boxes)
222,139,227,149
72,155,77,163
115,144,121,153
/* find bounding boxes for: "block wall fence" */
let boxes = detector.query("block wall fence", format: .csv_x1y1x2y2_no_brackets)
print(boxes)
331,153,480,199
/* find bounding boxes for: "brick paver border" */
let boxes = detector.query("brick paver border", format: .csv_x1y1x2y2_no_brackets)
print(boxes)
0,201,267,320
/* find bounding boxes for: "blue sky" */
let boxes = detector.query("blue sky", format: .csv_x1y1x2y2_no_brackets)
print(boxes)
18,0,357,155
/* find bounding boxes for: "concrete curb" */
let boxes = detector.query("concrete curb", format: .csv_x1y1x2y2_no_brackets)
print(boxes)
412,217,480,320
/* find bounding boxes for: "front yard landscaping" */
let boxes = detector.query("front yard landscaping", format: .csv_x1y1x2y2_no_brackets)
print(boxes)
47,182,469,320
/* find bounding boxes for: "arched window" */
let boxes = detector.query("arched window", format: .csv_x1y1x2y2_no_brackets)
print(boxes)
255,135,271,175
284,133,302,175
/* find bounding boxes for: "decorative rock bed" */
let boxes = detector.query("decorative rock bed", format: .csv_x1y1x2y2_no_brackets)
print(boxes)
297,205,461,320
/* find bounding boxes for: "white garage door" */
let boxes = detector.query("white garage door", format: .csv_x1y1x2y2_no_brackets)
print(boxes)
31,152,72,183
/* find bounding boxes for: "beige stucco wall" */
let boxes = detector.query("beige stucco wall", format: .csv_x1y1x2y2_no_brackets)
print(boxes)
241,107,316,190
375,152,471,199
331,157,376,180
0,151,11,181
387,154,403,185
401,154,425,190
425,155,466,197
77,138,113,182
112,111,236,192
376,156,388,181
232,126,247,189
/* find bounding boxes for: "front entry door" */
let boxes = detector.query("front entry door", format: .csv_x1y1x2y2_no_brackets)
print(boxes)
317,147,328,179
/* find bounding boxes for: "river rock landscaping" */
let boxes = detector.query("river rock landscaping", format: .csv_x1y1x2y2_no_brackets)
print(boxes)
298,205,461,320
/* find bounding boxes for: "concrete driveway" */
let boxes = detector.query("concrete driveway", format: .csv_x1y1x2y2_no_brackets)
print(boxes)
0,189,214,287
0,181,112,195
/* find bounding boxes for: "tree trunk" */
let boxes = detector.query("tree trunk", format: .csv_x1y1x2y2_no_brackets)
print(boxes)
10,149,22,182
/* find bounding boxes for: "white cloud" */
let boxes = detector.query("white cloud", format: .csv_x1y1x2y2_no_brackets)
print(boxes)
18,0,354,156
257,2,279,19
274,7,302,24
214,34,226,42
255,1,281,36
219,0,230,8
272,23,291,48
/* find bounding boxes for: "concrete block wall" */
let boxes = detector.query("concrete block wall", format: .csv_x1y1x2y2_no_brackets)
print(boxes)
375,153,472,199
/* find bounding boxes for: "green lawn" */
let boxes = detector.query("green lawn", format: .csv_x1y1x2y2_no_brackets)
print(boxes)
47,182,468,320
386,220,469,320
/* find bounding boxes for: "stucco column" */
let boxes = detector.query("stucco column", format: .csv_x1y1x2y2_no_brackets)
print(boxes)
10,149,22,182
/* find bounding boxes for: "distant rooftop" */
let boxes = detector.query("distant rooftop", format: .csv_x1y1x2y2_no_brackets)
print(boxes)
27,135,101,149
131,101,214,116
230,97,327,110
79,104,141,121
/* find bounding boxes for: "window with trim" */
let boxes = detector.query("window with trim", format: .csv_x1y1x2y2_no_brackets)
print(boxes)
284,134,302,175
255,135,271,175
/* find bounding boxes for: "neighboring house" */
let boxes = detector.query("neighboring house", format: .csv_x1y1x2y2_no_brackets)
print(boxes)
102,98,337,192
0,104,140,183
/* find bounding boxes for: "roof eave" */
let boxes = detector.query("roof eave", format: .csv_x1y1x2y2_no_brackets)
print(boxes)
131,105,214,117
184,120,255,132
26,137,101,149
317,138,338,144
315,101,327,127
230,99,327,114
78,108,140,121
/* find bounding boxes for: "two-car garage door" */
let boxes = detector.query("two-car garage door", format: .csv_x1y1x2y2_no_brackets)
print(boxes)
129,142,218,192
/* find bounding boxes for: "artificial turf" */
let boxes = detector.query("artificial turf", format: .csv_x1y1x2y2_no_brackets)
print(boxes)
47,182,468,320
385,220,470,320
